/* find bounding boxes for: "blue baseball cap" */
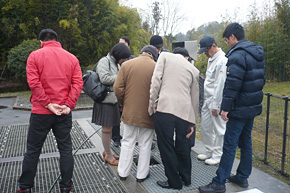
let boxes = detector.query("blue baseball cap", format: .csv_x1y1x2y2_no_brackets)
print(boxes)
197,35,216,54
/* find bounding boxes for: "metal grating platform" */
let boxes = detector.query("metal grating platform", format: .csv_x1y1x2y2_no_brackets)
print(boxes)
0,121,95,158
0,153,128,193
88,121,218,192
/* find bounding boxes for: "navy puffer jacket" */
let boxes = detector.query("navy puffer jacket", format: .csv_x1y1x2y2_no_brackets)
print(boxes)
221,40,265,119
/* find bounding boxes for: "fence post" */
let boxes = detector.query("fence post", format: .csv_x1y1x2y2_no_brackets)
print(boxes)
264,93,271,163
281,97,289,174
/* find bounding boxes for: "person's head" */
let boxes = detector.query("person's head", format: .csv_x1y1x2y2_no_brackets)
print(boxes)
38,29,58,45
198,35,216,55
173,47,190,61
140,45,158,61
150,35,163,51
198,35,220,58
119,36,130,47
223,22,245,48
110,43,131,64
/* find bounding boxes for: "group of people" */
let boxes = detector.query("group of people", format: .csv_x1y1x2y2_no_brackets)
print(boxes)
17,22,265,193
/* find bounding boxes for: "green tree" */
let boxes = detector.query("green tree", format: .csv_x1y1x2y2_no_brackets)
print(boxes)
7,39,40,82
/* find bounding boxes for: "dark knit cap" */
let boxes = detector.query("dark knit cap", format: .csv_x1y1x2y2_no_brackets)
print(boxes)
38,29,58,41
110,43,131,62
140,45,158,61
150,35,163,47
173,47,190,57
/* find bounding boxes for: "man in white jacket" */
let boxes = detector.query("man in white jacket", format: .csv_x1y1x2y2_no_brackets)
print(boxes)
197,35,227,165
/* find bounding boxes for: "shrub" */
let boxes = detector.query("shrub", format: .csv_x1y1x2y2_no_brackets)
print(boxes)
7,39,40,82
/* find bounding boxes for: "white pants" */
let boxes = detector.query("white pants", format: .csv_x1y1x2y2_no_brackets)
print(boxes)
118,122,154,179
200,101,226,161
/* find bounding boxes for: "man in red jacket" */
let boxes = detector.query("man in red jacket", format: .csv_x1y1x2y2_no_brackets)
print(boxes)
17,29,83,193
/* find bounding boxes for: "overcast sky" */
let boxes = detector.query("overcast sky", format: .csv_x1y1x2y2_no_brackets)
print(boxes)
120,0,274,34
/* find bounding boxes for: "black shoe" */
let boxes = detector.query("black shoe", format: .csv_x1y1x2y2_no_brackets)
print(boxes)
228,175,249,188
113,141,121,147
157,181,182,190
60,186,73,193
17,188,32,193
184,181,191,186
136,173,150,183
119,176,127,181
151,142,155,150
198,182,226,193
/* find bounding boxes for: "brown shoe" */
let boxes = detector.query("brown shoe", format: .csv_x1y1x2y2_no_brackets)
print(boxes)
102,151,120,160
104,155,119,166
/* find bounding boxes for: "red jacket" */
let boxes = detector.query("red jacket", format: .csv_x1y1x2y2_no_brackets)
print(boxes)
27,41,83,114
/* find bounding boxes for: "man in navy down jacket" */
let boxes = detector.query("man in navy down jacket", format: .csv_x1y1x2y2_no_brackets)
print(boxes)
199,23,266,193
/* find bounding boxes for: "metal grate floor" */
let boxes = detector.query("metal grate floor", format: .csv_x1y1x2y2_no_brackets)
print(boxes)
0,121,128,192
0,121,95,158
88,121,218,192
0,153,128,193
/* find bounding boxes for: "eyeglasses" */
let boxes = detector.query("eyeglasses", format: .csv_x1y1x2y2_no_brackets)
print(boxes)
224,38,228,45
205,45,212,53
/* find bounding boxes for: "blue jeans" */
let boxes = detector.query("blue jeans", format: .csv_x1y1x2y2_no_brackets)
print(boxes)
213,117,254,185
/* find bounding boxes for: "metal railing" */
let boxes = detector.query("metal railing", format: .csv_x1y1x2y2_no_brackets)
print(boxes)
252,93,290,177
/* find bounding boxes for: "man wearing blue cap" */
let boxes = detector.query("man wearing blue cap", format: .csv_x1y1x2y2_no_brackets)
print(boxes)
199,23,265,193
197,35,227,165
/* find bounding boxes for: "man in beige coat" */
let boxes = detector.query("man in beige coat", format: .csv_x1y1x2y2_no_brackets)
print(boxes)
149,48,199,190
114,45,158,182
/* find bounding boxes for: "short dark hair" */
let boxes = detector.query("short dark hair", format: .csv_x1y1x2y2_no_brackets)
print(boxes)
110,43,131,62
223,23,245,41
119,36,130,46
38,29,58,41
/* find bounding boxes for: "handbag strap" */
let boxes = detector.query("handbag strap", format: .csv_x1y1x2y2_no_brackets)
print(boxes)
92,57,111,71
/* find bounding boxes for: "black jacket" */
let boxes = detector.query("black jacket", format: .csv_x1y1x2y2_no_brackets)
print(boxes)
221,40,266,119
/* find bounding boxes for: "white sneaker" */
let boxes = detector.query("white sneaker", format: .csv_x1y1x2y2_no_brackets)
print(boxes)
197,154,210,161
205,158,220,165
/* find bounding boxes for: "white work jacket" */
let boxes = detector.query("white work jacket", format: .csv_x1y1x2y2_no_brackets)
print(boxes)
204,49,228,110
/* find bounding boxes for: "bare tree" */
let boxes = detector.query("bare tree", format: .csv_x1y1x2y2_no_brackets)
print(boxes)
152,1,162,35
161,0,186,37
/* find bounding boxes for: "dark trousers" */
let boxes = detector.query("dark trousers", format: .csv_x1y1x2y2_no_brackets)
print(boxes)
112,110,122,142
213,117,254,185
112,125,122,141
154,112,191,189
19,113,74,189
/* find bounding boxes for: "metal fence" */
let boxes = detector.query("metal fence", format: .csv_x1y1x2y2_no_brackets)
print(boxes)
253,93,290,177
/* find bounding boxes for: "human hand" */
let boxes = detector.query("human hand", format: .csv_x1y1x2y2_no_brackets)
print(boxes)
153,107,157,113
211,109,219,117
48,103,62,116
59,105,71,115
186,127,194,139
221,110,229,121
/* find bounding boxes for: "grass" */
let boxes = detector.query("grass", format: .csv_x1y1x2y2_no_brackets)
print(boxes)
263,81,290,97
